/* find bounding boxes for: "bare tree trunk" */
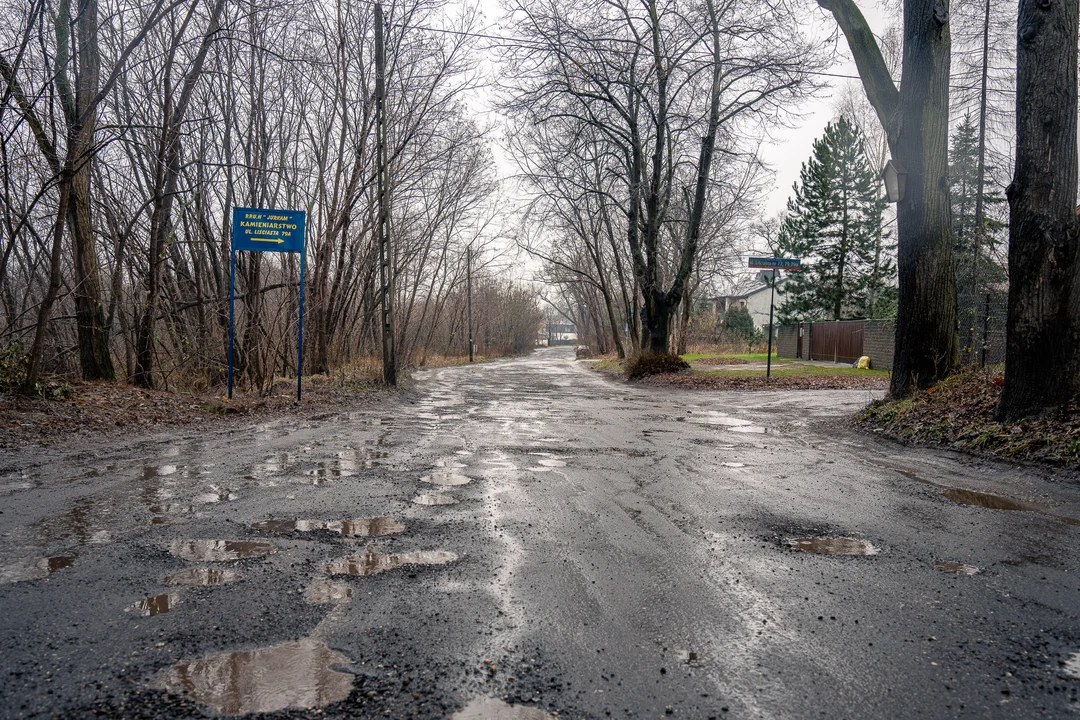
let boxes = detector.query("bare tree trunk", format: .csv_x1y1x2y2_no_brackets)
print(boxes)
997,0,1080,420
818,0,957,397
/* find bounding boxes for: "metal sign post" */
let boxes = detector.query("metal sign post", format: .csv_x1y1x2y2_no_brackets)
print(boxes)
228,207,307,401
748,257,801,379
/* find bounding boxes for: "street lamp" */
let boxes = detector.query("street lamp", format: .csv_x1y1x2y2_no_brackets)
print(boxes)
882,158,907,203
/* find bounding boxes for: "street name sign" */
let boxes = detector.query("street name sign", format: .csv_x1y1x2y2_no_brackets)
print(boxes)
228,207,308,401
748,257,801,269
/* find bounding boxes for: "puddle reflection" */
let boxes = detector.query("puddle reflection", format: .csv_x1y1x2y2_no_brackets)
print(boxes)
942,488,1031,511
0,555,75,584
325,546,458,576
251,517,404,537
304,579,353,604
787,537,880,556
453,697,553,719
422,470,472,486
933,561,979,575
168,540,276,562
413,494,459,506
127,592,180,617
159,637,353,715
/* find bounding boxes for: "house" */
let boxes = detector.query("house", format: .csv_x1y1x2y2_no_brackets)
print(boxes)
699,278,788,329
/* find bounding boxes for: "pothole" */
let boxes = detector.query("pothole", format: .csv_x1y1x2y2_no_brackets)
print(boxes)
933,561,979,575
158,637,353,714
413,494,459,506
325,546,458,577
164,567,243,586
942,488,1032,511
787,537,880,556
453,697,553,719
167,540,276,562
127,592,180,617
422,471,472,486
1064,652,1080,680
304,579,353,604
251,517,404,537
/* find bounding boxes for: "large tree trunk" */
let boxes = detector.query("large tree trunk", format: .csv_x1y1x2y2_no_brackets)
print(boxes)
818,0,957,397
68,0,115,381
996,0,1080,420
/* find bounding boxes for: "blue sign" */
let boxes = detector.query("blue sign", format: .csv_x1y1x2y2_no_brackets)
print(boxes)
749,256,801,269
232,207,306,253
228,207,307,401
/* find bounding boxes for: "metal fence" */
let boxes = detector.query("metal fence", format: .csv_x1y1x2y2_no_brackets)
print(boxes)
957,292,1007,367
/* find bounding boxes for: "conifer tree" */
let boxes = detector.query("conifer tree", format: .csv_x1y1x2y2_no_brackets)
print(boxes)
948,114,1006,298
777,116,894,324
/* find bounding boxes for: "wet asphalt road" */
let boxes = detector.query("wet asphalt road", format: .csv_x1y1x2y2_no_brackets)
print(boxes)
2,346,1080,719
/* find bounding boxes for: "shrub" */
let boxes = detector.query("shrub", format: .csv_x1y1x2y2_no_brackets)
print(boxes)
625,352,690,380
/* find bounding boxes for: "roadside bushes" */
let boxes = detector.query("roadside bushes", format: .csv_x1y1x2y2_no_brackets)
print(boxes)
625,352,690,380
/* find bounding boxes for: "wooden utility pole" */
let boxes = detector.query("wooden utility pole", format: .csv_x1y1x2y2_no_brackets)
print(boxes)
467,246,474,362
375,3,396,385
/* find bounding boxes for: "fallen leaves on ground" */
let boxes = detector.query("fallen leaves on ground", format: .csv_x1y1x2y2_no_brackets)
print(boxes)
855,368,1080,467
637,372,888,391
0,375,391,450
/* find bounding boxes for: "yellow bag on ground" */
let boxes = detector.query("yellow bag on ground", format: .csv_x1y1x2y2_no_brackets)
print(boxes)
856,355,871,369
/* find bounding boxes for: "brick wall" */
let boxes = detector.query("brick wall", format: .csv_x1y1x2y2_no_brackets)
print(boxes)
776,325,798,358
862,319,895,371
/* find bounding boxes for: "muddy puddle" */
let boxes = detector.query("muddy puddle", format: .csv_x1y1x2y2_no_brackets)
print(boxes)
127,592,180,617
453,697,553,719
942,488,1033,511
168,540,276,562
159,637,353,715
164,567,243,586
0,555,75,584
934,561,979,575
413,494,459,506
325,546,458,577
787,537,880,556
251,517,404,537
304,579,353,604
422,470,472,486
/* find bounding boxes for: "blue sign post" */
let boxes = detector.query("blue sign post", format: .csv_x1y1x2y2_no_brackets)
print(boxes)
229,207,307,401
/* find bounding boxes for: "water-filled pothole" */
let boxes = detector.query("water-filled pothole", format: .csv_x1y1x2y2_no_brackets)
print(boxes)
305,579,353,604
729,426,768,434
251,517,404,537
1064,652,1080,679
422,470,472,486
127,592,180,616
159,637,353,714
325,546,458,577
164,567,243,586
787,537,880,556
413,494,459,506
0,555,75,584
453,697,553,719
168,540,275,562
934,561,979,575
942,488,1032,511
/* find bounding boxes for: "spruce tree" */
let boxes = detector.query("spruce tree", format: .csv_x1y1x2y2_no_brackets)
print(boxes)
948,114,1006,298
777,116,894,324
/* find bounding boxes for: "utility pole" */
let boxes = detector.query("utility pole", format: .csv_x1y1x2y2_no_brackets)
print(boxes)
375,3,396,385
467,246,474,362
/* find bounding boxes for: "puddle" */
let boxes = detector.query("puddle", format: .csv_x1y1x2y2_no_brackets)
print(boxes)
942,488,1032,511
149,504,195,524
729,426,768,434
306,459,358,481
536,458,566,468
677,650,703,666
164,567,244,586
127,592,180,617
434,457,467,469
305,579,353,604
325,546,458,577
159,637,353,715
251,517,404,537
413,494,459,506
422,470,472,486
168,540,276,562
195,488,239,504
1064,652,1080,680
787,537,880,556
0,555,75,584
453,697,553,719
721,462,746,468
691,414,752,427
934,561,979,575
